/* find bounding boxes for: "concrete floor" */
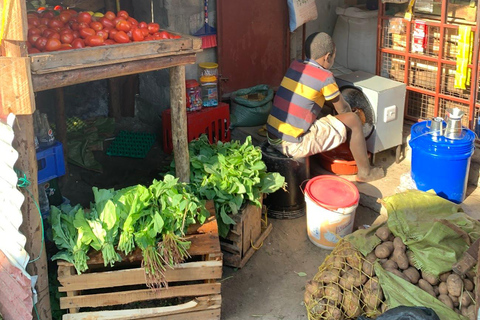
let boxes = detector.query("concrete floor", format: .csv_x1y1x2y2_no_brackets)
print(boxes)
221,124,480,320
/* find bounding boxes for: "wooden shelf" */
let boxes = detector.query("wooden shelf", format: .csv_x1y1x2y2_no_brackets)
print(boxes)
29,33,202,91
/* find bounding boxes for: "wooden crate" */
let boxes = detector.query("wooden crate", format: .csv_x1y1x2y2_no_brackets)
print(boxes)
217,196,273,268
57,211,222,320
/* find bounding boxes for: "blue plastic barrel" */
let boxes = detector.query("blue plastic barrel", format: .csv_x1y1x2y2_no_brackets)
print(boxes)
409,121,476,203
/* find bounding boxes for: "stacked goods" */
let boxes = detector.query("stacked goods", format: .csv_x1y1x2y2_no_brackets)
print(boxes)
305,233,477,320
27,8,180,54
304,189,480,320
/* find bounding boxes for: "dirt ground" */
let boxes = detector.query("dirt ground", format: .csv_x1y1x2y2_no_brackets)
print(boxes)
56,128,379,320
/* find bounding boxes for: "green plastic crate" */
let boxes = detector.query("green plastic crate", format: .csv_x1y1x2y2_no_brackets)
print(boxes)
106,131,156,158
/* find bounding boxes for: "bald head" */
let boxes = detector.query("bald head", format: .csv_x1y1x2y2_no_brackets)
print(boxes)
305,32,336,60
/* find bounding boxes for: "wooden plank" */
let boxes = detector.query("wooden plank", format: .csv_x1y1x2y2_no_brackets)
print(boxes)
1,0,27,43
60,283,221,309
13,115,52,319
237,223,273,269
107,78,122,120
31,54,197,92
29,36,201,74
62,295,221,320
242,202,262,256
170,65,189,183
0,57,35,115
58,260,222,292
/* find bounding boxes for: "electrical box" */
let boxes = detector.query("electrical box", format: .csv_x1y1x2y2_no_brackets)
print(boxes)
335,71,407,154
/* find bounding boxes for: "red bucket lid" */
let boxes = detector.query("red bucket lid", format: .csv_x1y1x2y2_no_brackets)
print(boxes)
186,79,199,88
305,175,359,210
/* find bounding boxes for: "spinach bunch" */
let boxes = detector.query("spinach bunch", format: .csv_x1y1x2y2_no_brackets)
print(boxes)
174,135,286,237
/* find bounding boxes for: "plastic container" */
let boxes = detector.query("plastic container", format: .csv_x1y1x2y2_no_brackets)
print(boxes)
313,142,371,175
261,141,309,219
409,121,476,204
200,76,218,107
305,175,359,249
199,62,218,78
36,141,66,184
185,79,202,112
162,102,230,154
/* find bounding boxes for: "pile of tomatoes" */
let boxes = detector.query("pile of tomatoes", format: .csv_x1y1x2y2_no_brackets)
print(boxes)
27,8,181,53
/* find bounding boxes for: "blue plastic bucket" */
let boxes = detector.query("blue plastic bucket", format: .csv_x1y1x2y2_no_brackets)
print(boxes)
409,121,476,203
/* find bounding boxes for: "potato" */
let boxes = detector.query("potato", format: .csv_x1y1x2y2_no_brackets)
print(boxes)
393,237,406,250
403,267,420,284
460,291,473,308
305,280,320,294
342,289,361,318
406,250,416,267
324,304,344,320
381,302,388,313
433,285,439,296
318,269,340,284
362,277,384,309
324,283,342,303
375,242,394,259
345,249,363,270
447,273,463,297
466,305,476,320
439,272,451,282
463,278,474,292
418,279,436,297
325,255,345,270
449,294,459,307
391,238,409,270
375,226,391,241
382,259,398,270
438,294,454,309
304,290,312,306
340,269,366,289
438,282,449,295
310,299,328,316
421,270,439,286
362,252,377,277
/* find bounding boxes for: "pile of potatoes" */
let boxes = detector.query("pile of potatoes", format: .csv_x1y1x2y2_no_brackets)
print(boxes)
304,226,477,320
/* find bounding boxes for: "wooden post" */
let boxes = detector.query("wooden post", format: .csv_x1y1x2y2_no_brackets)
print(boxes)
2,0,52,319
108,78,123,121
54,88,68,177
169,65,190,183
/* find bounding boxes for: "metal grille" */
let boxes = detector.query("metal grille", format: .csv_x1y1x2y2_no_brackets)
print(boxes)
475,107,480,136
440,63,471,99
406,91,436,120
408,58,437,92
384,19,406,52
381,52,405,81
444,28,459,60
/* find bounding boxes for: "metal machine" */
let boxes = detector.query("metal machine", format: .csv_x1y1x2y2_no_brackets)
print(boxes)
335,71,407,162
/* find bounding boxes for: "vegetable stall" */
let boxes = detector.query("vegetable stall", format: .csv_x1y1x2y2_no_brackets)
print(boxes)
0,0,203,318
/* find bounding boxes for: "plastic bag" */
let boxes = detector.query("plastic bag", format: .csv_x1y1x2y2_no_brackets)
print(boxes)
230,84,274,128
357,306,440,320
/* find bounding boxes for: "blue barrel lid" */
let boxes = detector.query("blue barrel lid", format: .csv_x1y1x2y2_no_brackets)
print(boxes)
409,121,476,155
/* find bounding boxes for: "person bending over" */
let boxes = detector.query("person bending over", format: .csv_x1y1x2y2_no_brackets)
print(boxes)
266,32,384,183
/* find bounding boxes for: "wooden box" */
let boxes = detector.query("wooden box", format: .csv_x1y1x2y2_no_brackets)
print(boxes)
57,212,222,320
218,196,273,268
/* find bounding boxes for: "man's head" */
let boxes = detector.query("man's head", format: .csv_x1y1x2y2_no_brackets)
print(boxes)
305,32,336,69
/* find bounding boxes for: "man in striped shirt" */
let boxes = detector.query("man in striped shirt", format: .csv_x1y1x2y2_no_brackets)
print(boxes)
266,32,384,182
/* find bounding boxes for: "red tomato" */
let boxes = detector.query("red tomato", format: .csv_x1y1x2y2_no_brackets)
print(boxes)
49,18,65,29
28,34,41,45
79,27,96,38
26,41,32,49
60,32,74,44
104,39,116,45
108,28,118,39
144,35,154,41
171,35,181,39
71,38,85,49
58,44,73,50
90,21,103,31
98,17,114,29
85,35,104,46
104,11,116,21
41,10,55,19
40,17,50,26
96,30,109,40
59,28,73,35
116,20,131,32
137,21,147,29
69,22,79,30
127,17,138,26
43,28,59,39
35,36,48,50
117,10,129,19
77,12,92,24
72,30,80,39
154,31,169,39
131,28,144,41
28,17,40,27
64,9,78,17
28,47,41,54
37,25,48,32
28,27,42,37
58,12,72,23
140,28,149,37
27,13,40,19
147,23,160,34
113,16,126,26
113,31,130,43
45,38,62,51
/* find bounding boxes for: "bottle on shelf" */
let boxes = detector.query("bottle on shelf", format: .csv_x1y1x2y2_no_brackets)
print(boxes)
37,112,55,148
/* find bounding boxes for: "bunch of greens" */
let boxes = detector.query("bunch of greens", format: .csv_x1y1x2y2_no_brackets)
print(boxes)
171,135,286,238
50,174,210,288
50,204,90,274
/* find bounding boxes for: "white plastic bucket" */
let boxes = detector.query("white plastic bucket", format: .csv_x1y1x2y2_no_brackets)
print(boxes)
305,175,359,250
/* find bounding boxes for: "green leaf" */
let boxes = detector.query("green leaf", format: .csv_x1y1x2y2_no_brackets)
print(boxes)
153,212,164,234
296,272,307,277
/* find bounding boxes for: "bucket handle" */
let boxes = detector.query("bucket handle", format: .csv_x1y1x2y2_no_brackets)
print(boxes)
300,178,310,195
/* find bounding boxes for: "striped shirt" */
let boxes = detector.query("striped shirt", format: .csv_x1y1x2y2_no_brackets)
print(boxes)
266,59,340,142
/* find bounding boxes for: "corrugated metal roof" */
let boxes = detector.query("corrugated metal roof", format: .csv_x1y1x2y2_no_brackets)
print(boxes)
0,114,33,320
